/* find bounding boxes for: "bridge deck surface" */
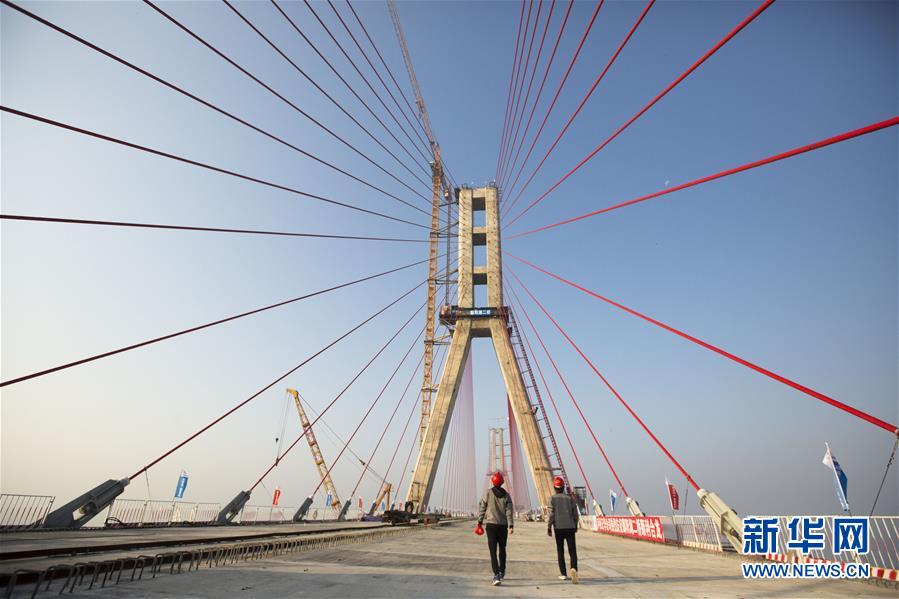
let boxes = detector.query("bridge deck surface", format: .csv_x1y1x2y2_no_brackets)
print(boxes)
44,521,894,597
0,521,382,561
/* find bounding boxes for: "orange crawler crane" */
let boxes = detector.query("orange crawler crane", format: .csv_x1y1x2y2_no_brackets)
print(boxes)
287,388,342,521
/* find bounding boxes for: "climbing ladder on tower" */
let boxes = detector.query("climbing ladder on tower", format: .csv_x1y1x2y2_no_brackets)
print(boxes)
505,309,570,490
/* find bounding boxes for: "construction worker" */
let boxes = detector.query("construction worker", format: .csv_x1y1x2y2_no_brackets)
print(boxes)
477,471,514,586
547,476,579,583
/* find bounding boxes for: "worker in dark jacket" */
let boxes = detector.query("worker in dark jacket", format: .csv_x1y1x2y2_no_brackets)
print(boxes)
547,476,580,583
477,471,514,586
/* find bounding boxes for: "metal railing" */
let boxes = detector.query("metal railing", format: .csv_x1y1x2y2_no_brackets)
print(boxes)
581,514,899,582
304,506,343,521
105,500,222,527
668,515,728,552
0,494,54,530
102,499,365,527
762,515,899,575
236,506,296,524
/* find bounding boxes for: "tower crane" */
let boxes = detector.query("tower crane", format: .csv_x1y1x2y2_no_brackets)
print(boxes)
387,0,453,446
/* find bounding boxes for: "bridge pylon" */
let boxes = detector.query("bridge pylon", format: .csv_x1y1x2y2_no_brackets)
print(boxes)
406,185,555,512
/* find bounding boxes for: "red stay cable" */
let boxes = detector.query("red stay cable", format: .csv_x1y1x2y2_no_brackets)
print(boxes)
347,327,426,499
377,386,422,506
504,0,655,212
501,0,604,215
130,280,425,481
373,347,435,506
507,252,899,435
142,0,430,200
496,0,529,180
1,255,429,390
250,300,426,491
394,429,420,507
267,0,429,183
504,285,597,500
4,0,428,214
321,0,433,163
499,0,543,184
344,1,432,146
394,342,451,505
506,0,776,228
501,0,572,195
508,266,701,491
499,0,556,188
510,116,899,237
328,1,432,159
507,283,625,497
0,107,427,231
0,214,426,244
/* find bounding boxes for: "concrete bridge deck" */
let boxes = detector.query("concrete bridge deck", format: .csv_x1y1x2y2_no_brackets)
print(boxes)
21,521,893,598
0,521,384,561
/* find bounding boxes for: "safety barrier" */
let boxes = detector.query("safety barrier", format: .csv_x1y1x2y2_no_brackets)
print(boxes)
760,515,899,583
2,520,447,596
105,500,222,527
304,505,343,521
668,515,729,552
0,494,54,530
236,505,296,524
102,500,369,527
581,514,899,584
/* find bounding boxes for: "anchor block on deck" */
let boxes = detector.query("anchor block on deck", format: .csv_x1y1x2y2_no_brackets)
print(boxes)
42,478,130,529
216,490,251,524
293,496,314,522
338,499,351,521
626,496,645,517
698,488,743,552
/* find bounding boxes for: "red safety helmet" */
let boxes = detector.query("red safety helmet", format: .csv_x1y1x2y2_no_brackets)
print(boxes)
553,476,565,490
490,471,504,487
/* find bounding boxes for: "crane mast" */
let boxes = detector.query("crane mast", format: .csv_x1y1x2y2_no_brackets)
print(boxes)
286,389,341,511
388,0,447,446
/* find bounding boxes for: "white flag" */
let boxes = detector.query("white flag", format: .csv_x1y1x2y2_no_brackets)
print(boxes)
822,443,849,512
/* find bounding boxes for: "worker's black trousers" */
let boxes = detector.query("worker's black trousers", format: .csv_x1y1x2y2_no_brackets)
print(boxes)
554,528,578,575
485,524,508,575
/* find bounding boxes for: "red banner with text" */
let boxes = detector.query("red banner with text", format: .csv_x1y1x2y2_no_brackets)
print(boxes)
591,516,666,543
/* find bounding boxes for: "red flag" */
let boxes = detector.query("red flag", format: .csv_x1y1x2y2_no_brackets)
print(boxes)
665,478,679,511
272,487,281,506
358,496,363,509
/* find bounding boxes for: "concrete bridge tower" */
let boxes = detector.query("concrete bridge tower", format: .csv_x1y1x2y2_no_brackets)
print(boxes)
406,185,555,511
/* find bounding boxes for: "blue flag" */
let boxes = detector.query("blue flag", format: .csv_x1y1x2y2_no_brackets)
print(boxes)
609,489,618,513
822,443,849,512
325,493,332,507
174,471,188,499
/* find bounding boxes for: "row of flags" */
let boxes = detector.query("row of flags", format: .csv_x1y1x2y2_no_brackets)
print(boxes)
173,444,851,514
606,482,677,514
172,475,383,510
603,443,850,514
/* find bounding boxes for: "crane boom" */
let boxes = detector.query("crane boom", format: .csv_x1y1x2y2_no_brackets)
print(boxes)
287,388,341,511
368,482,392,515
387,0,436,152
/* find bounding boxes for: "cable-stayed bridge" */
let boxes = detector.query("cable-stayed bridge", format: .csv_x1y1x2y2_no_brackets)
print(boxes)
1,0,896,596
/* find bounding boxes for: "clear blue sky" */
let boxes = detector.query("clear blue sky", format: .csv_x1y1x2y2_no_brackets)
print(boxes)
2,0,896,517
